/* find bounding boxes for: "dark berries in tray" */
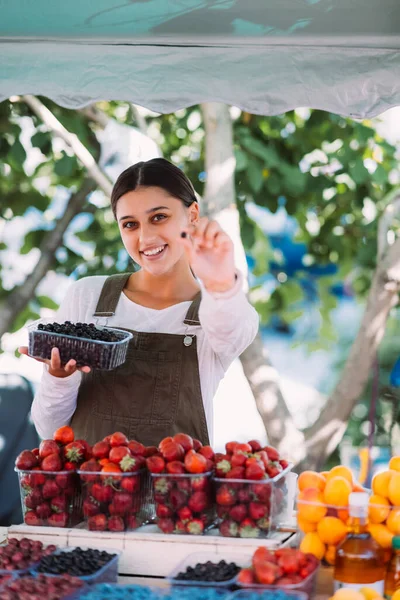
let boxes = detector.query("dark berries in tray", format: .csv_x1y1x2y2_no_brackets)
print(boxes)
28,320,132,370
0,538,55,572
37,547,116,577
174,560,240,583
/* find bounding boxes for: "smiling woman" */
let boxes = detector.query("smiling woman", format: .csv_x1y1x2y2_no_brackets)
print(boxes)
24,158,259,446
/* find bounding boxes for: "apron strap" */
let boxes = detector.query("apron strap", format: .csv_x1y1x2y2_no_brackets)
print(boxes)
184,292,201,326
93,273,132,317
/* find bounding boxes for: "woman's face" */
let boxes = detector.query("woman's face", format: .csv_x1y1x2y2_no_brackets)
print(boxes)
116,186,199,276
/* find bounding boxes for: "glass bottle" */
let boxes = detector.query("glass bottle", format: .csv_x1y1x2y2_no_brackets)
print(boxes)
334,492,386,593
385,536,400,598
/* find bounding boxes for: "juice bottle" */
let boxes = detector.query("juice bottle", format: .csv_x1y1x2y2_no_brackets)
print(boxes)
334,492,386,593
385,536,400,598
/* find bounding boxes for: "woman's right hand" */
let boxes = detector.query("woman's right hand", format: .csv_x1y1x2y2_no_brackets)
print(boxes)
18,346,91,378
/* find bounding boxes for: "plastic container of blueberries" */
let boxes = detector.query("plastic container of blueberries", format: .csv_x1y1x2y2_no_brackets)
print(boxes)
167,552,241,588
27,318,133,370
79,584,229,600
33,547,121,585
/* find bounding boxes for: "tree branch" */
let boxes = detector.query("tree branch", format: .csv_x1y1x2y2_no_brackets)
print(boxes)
22,96,113,197
0,179,97,340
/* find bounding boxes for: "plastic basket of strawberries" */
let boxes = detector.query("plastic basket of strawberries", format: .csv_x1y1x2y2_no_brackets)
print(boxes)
236,547,320,598
77,432,152,532
14,426,92,528
214,440,293,538
146,433,216,535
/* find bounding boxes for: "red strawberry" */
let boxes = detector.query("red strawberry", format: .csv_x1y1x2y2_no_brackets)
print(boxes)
64,441,86,464
279,459,289,470
91,483,114,503
53,425,74,445
108,516,125,531
166,461,186,475
64,461,78,471
144,446,159,457
186,518,204,535
153,476,173,496
245,462,266,481
198,446,215,461
184,450,208,474
121,475,139,494
36,502,52,519
15,450,38,471
24,510,41,526
263,446,280,462
249,501,268,521
215,458,232,478
231,453,247,468
157,518,175,533
32,447,40,457
217,505,230,519
113,493,133,514
146,456,165,474
76,439,92,460
238,568,256,585
39,440,60,459
230,504,248,522
235,443,253,454
239,518,260,538
30,469,46,487
54,473,70,489
169,489,187,510
48,512,68,527
173,433,194,452
25,488,43,509
50,495,67,513
88,513,107,531
176,478,191,493
42,480,60,499
92,441,111,460
252,547,277,567
227,467,245,480
192,439,203,451
250,483,271,503
216,484,237,506
156,504,173,518
266,464,282,479
127,514,140,530
219,519,238,537
237,487,251,503
79,459,101,482
254,561,282,584
248,440,262,452
178,506,192,522
110,432,129,447
225,441,239,454
83,498,100,517
109,446,131,465
161,441,185,463
253,451,270,469
158,436,174,451
175,520,187,534
188,491,208,513
128,440,146,456
191,475,209,491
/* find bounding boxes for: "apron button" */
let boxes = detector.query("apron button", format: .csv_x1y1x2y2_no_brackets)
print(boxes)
183,335,193,347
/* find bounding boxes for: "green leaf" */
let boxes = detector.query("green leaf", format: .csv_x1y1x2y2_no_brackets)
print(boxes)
31,131,52,155
252,225,272,276
54,152,77,177
349,158,368,185
247,160,264,194
372,164,387,186
20,229,47,254
7,140,27,168
234,149,248,172
37,295,59,310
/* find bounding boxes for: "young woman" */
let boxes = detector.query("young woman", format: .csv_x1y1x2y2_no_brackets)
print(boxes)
23,158,259,446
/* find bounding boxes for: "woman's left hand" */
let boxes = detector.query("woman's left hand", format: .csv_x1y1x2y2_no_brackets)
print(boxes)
179,217,236,293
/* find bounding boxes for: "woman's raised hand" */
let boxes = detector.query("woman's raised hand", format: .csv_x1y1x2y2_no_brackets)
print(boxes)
18,346,91,378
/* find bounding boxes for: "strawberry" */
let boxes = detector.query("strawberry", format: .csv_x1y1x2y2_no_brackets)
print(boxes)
113,493,133,515
48,512,68,527
166,461,186,475
42,480,60,499
252,548,276,568
215,458,232,478
64,461,78,471
75,439,92,460
119,455,140,473
231,453,247,468
110,432,129,447
176,478,191,493
36,502,52,519
248,440,262,452
235,443,253,454
219,519,238,537
253,451,269,469
248,501,268,520
127,515,140,530
156,504,173,518
92,441,111,460
225,441,239,454
279,459,289,470
250,483,271,503
184,450,208,474
91,483,114,503
101,463,122,484
108,516,125,531
146,456,165,474
230,503,248,522
121,475,139,494
214,453,229,463
226,467,245,480
144,446,159,457
178,506,192,522
24,510,41,526
25,488,43,509
175,520,187,534
173,433,194,452
192,439,203,451
186,518,204,535
216,484,236,506
245,462,266,480
238,568,256,585
157,518,175,533
217,505,230,519
161,441,185,462
188,491,208,513
239,518,260,538
15,450,38,470
109,446,131,465
79,459,101,482
263,445,280,462
238,488,251,503
257,517,271,531
153,476,173,496
169,489,187,510
191,475,209,491
63,441,86,464
254,561,282,584
158,437,174,452
39,440,60,459
50,495,67,513
30,469,46,486
32,447,40,457
266,464,282,479
53,425,74,445
198,446,214,461
83,498,100,517
128,440,146,456
88,513,107,531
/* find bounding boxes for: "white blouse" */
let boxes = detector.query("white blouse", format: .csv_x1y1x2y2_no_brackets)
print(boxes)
31,272,259,444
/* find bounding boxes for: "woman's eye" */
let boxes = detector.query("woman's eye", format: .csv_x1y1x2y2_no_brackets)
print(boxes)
123,221,137,229
153,214,167,223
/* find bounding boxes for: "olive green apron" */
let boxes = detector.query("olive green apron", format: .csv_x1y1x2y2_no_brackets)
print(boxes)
70,273,210,447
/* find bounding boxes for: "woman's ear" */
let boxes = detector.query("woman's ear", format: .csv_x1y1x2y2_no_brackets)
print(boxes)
189,202,200,224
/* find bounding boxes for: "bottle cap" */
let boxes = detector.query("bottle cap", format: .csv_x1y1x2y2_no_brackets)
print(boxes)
348,492,369,517
393,536,400,550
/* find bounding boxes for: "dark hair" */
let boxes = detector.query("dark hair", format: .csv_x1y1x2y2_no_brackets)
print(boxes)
110,158,198,217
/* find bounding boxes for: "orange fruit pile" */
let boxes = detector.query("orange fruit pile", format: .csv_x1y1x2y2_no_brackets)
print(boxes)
367,458,400,550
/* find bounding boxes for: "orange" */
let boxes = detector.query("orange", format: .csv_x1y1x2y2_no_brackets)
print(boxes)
353,483,365,492
389,457,400,472
299,531,326,560
324,545,336,566
298,471,326,492
317,516,348,545
372,470,395,498
297,488,327,523
392,591,400,600
368,523,394,549
388,472,400,506
323,476,352,507
386,508,400,534
297,516,317,533
326,466,353,485
320,471,329,480
337,509,349,522
368,494,390,524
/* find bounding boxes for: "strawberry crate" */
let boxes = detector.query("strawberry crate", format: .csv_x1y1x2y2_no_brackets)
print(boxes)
150,471,215,534
15,468,82,528
78,468,151,532
214,464,295,538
